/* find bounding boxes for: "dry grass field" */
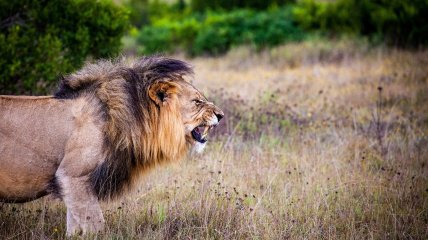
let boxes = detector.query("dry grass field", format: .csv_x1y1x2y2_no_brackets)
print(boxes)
1,40,427,239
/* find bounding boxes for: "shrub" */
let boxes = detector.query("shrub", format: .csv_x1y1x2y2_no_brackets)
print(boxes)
192,10,252,55
137,7,306,56
0,0,129,94
293,0,428,47
125,0,149,28
190,0,295,11
137,15,202,54
138,25,175,54
242,8,305,47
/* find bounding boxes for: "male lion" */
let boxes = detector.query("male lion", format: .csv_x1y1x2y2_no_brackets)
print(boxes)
0,56,224,235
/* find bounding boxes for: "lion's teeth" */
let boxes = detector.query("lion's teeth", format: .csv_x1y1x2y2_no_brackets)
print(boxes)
202,126,209,138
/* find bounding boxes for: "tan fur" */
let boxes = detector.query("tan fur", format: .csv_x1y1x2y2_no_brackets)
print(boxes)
0,57,224,235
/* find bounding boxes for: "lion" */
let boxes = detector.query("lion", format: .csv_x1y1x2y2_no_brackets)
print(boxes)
0,56,224,235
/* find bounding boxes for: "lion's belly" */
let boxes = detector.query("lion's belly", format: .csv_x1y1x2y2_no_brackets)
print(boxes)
0,135,59,202
0,171,53,202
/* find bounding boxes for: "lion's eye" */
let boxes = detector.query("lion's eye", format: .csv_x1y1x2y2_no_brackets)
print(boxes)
192,99,203,105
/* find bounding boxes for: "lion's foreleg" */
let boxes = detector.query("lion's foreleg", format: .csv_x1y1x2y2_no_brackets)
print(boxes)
66,208,80,234
57,169,105,236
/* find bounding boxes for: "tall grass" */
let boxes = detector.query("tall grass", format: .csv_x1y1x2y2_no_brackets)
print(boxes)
1,40,427,239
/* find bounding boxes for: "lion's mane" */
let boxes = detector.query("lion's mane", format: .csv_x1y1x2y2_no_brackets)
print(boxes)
55,56,193,200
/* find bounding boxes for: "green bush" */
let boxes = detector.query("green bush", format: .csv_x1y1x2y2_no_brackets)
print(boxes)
0,0,129,94
193,10,251,55
125,0,149,28
190,0,295,11
293,0,428,47
137,15,202,54
137,7,306,56
126,0,191,28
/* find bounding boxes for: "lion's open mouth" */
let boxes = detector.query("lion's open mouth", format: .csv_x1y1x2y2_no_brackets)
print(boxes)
191,125,213,143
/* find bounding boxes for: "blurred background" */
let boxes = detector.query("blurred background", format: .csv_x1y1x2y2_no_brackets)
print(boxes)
1,0,427,94
1,1,427,239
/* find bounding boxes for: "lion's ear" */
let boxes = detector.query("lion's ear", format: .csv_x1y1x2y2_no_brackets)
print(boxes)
148,81,177,106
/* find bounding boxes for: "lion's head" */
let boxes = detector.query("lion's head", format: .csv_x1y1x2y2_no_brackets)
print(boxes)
174,80,224,153
54,56,223,199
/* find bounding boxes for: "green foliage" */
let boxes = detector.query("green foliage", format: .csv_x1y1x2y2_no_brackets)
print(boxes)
0,0,129,94
135,0,428,56
124,0,149,28
293,0,428,46
125,0,190,28
190,0,295,11
194,9,305,55
137,15,201,54
138,7,305,56
193,11,252,55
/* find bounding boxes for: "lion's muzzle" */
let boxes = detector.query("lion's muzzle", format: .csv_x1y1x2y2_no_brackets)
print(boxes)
191,109,224,144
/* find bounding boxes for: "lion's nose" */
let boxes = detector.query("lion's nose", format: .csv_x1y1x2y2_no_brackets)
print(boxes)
215,112,224,122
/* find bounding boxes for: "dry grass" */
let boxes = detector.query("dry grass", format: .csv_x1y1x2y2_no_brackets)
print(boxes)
1,40,427,239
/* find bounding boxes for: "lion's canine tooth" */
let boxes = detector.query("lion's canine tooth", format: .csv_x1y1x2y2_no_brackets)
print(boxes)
202,126,209,138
